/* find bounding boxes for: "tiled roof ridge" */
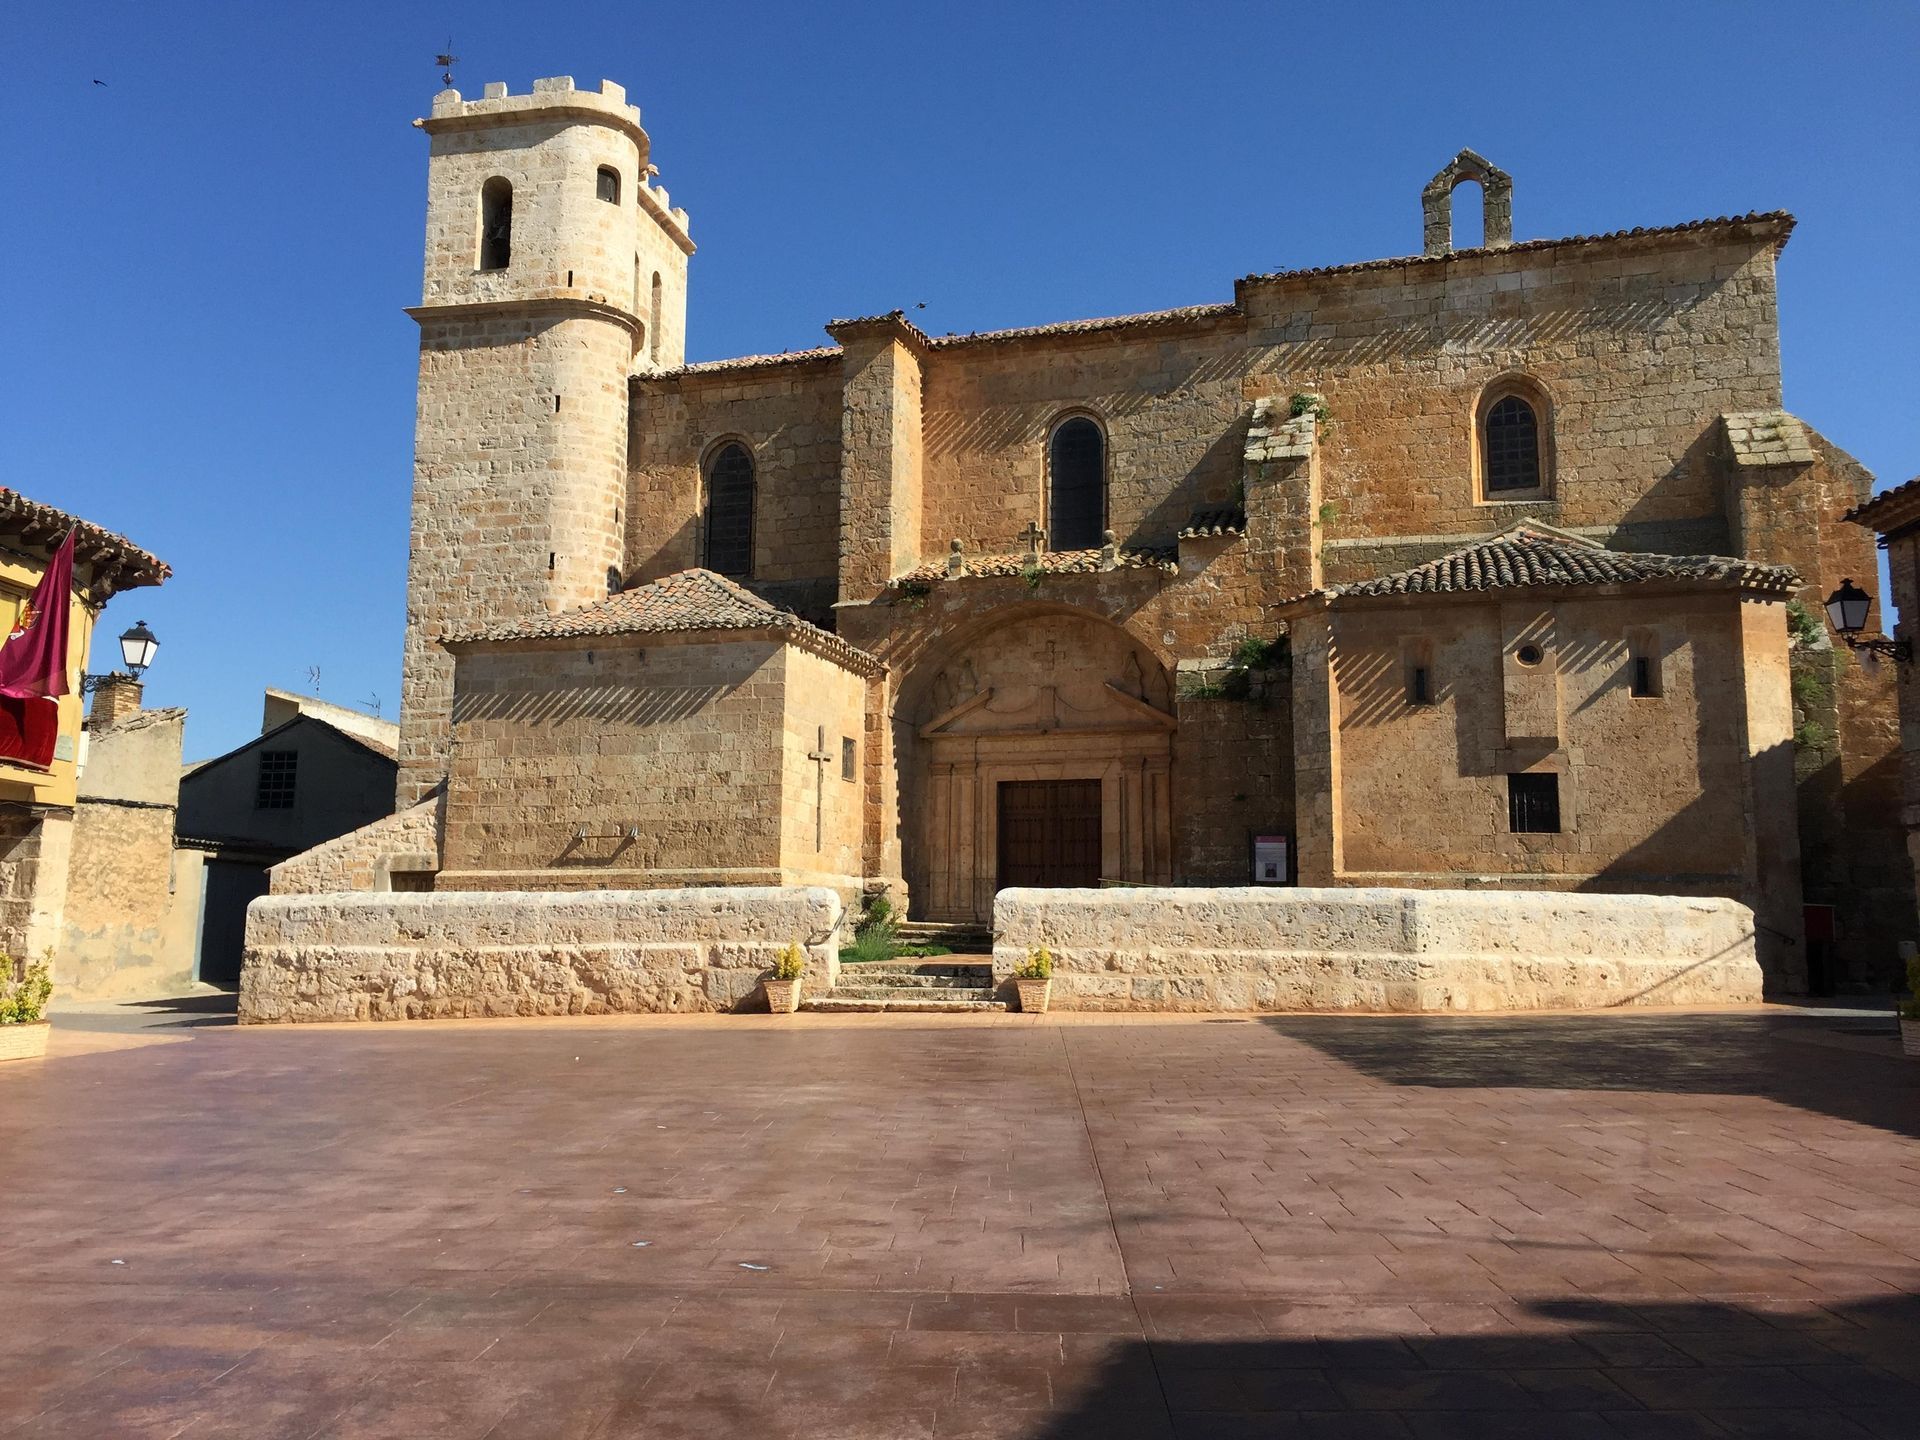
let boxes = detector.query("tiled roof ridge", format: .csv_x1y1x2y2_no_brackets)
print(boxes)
443,569,884,677
0,487,170,591
1238,211,1794,286
895,544,1179,585
1277,522,1799,607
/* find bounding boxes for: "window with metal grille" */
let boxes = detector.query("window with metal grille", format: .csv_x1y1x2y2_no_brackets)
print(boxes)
595,165,620,203
704,442,755,576
841,736,857,782
478,177,512,271
256,750,298,810
1483,394,1540,493
1048,417,1106,550
1507,772,1560,834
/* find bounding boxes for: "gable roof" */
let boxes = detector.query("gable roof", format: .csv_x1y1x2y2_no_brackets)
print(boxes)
1844,474,1920,532
443,569,885,677
1279,522,1799,609
179,713,398,796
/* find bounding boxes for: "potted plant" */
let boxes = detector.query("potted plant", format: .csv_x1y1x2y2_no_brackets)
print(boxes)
1902,952,1920,1059
0,952,53,1062
764,943,806,1014
1013,946,1053,1014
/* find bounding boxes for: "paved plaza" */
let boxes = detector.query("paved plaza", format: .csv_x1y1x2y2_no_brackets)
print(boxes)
2,1003,1918,1437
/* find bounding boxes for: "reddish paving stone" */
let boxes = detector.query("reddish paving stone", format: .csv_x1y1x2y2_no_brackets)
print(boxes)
0,1004,1915,1436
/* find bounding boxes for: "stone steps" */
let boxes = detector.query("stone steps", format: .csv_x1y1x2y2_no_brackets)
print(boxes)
800,995,1007,1014
837,963,994,987
827,984,1001,1003
894,921,994,953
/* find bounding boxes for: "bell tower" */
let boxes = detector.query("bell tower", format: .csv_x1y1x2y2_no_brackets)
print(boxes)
396,77,695,804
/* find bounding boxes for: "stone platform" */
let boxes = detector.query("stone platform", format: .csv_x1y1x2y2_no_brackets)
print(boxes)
994,886,1764,1012
240,886,844,1023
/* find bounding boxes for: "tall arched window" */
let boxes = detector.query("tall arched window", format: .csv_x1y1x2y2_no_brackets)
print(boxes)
479,177,513,271
1477,379,1551,497
705,442,755,577
1048,416,1106,550
596,166,621,204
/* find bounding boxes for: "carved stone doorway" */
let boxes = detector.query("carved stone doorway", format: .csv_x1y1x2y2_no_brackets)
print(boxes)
899,607,1175,923
996,779,1103,889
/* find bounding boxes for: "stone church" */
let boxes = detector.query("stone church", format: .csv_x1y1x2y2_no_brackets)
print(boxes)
352,75,1909,998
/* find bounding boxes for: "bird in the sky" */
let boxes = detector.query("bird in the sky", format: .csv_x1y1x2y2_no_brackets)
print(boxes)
92,78,106,86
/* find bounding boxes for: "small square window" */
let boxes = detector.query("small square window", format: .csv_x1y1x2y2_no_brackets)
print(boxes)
1507,772,1560,834
255,750,298,810
841,737,857,782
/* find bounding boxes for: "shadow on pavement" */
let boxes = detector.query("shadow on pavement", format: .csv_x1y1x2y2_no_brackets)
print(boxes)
1259,1010,1920,1141
1037,1291,1920,1439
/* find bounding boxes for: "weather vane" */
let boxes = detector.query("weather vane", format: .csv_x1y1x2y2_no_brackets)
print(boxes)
435,38,459,89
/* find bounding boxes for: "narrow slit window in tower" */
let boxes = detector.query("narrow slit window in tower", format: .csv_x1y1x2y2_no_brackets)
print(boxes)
479,177,513,271
650,272,663,364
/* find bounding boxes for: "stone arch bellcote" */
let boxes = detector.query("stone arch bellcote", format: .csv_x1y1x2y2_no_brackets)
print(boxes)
1422,149,1513,256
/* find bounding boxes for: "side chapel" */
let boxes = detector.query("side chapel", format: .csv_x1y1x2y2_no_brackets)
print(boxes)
386,77,1910,992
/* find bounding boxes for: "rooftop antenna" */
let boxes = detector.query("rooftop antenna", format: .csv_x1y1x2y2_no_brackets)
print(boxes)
306,665,321,695
435,38,459,89
365,693,383,718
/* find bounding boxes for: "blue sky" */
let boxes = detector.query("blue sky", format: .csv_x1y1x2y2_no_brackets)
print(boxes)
6,1,1916,759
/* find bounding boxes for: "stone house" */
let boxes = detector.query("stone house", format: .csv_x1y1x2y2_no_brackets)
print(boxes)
0,490,168,978
312,78,1909,997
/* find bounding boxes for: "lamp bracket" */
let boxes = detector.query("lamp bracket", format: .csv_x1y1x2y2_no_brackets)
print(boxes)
1843,634,1913,665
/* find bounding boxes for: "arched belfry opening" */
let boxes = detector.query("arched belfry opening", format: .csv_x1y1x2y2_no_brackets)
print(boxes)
1422,149,1513,256
896,606,1176,921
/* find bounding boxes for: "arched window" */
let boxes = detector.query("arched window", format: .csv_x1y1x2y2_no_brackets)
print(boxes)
478,177,513,271
705,442,755,577
1477,380,1550,497
596,166,621,204
1048,416,1106,550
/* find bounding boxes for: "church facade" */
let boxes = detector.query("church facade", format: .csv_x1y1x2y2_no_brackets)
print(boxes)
387,77,1910,995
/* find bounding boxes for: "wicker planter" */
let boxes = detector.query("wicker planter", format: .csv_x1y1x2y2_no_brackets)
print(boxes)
0,1021,49,1062
764,978,802,1014
1902,1017,1920,1058
1014,977,1052,1014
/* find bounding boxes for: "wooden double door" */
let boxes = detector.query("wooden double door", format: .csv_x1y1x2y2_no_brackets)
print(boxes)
996,779,1103,889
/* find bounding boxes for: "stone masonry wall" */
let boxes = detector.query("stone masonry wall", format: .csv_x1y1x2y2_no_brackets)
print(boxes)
241,886,844,1023
994,886,1762,1013
439,632,791,886
270,794,445,896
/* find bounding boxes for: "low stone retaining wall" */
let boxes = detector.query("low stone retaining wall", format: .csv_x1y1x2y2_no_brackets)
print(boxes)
993,887,1762,1012
241,887,843,1023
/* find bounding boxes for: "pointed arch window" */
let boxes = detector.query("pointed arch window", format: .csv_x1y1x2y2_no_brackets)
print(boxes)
1048,416,1106,551
1476,378,1552,499
705,442,755,577
478,177,513,271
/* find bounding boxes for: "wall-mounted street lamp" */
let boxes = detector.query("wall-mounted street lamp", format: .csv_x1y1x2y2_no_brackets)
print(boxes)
1824,579,1911,663
118,620,159,678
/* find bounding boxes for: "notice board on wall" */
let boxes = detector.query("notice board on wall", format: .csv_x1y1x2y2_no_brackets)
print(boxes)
1252,834,1290,885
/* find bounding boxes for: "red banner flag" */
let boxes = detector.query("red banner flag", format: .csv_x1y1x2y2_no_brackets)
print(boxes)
0,530,75,700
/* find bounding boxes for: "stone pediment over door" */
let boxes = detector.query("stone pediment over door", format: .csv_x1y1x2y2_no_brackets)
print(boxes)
918,680,1175,740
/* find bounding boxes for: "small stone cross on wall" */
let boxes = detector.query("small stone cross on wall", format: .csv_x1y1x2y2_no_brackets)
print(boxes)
807,724,834,851
1020,520,1045,560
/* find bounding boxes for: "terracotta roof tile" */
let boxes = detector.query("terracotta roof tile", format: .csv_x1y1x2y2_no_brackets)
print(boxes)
1280,522,1799,607
1179,507,1247,540
1844,474,1920,528
0,488,169,600
443,569,884,676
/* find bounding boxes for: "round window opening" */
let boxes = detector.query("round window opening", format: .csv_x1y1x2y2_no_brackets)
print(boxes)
1516,643,1544,667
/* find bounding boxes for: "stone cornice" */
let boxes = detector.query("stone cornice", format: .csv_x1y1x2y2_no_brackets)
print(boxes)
406,294,641,339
